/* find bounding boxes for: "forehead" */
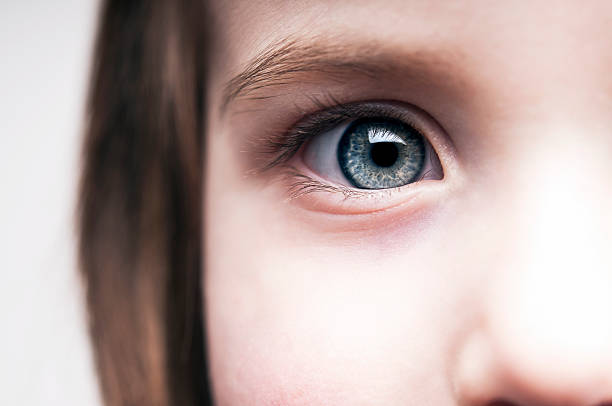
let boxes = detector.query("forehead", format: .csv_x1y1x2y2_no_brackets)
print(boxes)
210,1,612,56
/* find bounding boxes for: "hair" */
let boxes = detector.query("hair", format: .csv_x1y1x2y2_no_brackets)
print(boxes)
78,1,212,405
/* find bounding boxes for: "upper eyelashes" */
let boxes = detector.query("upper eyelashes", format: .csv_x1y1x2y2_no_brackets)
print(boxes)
262,99,445,195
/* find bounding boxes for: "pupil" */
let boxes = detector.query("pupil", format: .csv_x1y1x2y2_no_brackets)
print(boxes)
370,142,399,167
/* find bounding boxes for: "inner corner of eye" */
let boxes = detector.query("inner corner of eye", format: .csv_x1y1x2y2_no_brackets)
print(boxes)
302,116,444,191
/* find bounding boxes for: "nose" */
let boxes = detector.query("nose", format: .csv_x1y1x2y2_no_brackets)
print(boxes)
454,138,612,406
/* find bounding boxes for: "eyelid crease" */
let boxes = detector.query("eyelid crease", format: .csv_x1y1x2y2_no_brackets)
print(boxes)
250,95,435,175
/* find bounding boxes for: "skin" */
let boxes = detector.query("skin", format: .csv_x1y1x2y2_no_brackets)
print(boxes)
204,1,612,405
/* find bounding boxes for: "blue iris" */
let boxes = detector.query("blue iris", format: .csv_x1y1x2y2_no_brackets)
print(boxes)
337,118,426,189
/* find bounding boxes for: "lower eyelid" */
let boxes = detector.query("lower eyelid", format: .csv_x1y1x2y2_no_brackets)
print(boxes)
282,165,374,201
278,159,448,216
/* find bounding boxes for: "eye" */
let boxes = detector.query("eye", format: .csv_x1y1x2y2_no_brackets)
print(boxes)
301,108,443,191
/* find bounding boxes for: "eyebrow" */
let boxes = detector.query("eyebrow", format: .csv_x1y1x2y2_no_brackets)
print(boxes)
221,38,466,113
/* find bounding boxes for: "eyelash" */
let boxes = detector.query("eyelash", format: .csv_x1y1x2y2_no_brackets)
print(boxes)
255,94,442,200
285,167,373,200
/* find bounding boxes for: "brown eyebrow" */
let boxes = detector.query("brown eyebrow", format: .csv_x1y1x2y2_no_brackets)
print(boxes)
221,38,467,113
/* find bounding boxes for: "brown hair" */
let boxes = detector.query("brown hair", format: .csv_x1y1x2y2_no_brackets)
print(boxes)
78,1,212,404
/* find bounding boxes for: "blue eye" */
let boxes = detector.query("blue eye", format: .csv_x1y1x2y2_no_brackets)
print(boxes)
299,102,444,192
337,118,425,189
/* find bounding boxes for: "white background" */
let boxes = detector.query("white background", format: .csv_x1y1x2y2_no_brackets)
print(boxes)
0,0,102,404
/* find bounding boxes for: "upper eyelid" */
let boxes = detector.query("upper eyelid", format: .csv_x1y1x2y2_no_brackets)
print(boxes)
257,99,443,173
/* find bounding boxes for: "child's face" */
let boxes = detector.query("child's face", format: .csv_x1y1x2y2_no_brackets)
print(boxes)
204,1,612,404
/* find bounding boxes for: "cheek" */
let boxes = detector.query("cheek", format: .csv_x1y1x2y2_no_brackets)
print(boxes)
204,218,454,405
203,184,467,403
